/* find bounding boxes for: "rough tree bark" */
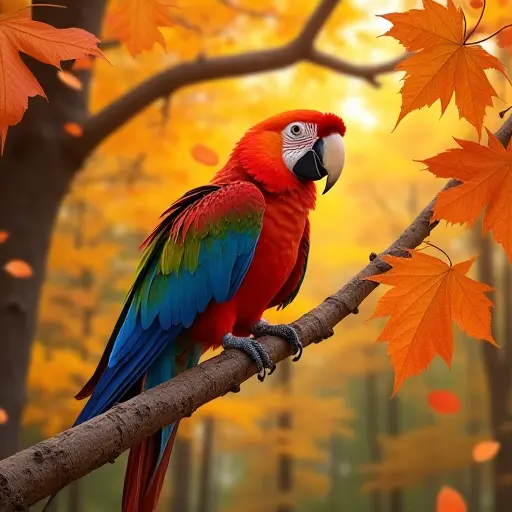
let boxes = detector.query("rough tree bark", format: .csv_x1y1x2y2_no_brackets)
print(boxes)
0,0,404,461
0,115,509,510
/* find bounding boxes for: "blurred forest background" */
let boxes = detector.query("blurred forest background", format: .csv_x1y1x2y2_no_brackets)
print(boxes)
1,0,512,511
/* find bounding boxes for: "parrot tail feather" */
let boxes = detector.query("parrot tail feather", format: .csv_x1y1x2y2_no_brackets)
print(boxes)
122,421,179,512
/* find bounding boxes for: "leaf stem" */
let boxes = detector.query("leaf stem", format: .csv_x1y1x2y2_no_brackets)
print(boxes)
467,24,512,46
423,241,453,267
464,0,486,44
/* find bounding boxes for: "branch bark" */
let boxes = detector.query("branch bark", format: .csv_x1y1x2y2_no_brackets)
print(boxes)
74,0,407,159
2,114,510,510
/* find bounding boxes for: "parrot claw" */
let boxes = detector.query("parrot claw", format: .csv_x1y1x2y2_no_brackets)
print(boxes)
251,321,303,362
222,333,275,382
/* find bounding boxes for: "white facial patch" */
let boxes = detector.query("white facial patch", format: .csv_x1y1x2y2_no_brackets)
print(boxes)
281,122,317,171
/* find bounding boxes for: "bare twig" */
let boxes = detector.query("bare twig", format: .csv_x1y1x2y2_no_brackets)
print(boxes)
73,0,407,159
1,111,510,510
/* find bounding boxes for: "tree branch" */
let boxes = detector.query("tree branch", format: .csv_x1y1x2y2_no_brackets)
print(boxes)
2,115,510,511
74,0,406,159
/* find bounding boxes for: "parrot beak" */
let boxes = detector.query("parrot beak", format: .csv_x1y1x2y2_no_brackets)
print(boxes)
292,133,345,194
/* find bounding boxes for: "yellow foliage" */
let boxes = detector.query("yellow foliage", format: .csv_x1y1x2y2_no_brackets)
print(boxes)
361,419,482,491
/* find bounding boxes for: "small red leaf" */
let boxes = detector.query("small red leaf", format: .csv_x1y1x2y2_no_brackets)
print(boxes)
473,440,500,462
469,0,484,8
191,144,219,166
0,231,8,244
428,390,461,414
57,70,83,91
4,259,33,278
64,122,83,137
437,487,466,512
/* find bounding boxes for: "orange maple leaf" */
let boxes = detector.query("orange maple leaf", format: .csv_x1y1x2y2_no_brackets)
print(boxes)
422,130,512,261
380,0,509,136
366,250,495,393
0,8,104,152
107,0,175,57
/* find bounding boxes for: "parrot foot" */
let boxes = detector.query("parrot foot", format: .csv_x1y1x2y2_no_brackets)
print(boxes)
251,320,303,362
222,333,276,382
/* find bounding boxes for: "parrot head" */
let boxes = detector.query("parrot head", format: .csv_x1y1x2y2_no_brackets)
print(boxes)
230,110,346,196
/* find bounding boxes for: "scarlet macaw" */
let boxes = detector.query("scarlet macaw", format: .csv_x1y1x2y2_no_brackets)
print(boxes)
55,110,346,512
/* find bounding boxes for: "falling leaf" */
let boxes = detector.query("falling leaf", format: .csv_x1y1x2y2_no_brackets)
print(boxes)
0,8,104,152
437,487,466,512
422,130,512,261
107,0,175,57
380,0,509,136
57,70,82,91
0,408,7,424
0,231,8,244
64,122,83,137
191,144,219,166
72,56,94,70
4,259,33,278
428,390,461,414
473,440,500,462
498,27,512,48
366,250,496,393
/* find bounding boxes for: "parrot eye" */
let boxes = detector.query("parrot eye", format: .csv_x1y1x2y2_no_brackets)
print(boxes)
284,122,308,139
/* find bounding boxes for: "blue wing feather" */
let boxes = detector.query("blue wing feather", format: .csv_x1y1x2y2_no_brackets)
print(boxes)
75,182,265,427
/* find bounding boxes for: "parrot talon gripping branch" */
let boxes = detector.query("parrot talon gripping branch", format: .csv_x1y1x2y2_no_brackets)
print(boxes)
41,110,346,512
251,320,304,362
222,333,275,382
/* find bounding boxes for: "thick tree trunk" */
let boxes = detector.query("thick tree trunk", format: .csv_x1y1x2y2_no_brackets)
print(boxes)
198,417,215,512
365,370,382,512
0,0,106,460
170,436,192,512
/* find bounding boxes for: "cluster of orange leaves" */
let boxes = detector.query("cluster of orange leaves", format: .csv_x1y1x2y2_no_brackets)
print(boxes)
0,6,105,152
365,0,512,393
426,388,500,511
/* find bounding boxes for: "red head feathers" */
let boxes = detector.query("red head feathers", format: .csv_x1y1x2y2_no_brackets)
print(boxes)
216,110,346,199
